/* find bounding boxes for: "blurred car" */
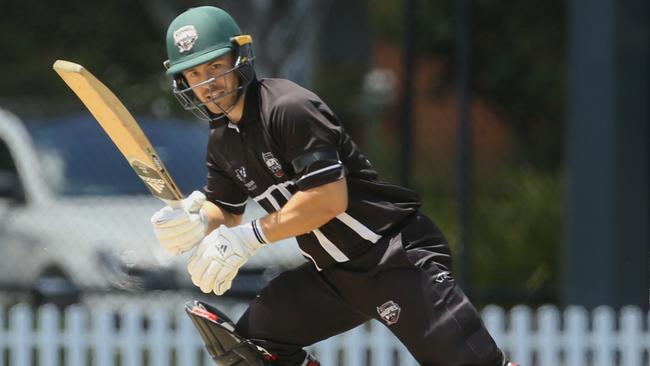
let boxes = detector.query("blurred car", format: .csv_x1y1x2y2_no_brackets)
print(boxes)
0,108,304,303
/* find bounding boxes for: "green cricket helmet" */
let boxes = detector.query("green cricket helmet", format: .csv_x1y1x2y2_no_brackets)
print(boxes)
163,6,255,120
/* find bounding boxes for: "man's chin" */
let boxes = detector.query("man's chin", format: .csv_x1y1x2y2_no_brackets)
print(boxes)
205,103,230,115
205,99,236,115
205,106,224,114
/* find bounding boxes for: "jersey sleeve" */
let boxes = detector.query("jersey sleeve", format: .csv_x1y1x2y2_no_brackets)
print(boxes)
204,153,248,215
269,92,346,191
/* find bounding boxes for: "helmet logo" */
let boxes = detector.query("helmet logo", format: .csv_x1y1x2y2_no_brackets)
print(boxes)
173,25,199,53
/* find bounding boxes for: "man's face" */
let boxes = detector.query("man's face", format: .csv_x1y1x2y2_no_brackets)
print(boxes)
181,52,240,114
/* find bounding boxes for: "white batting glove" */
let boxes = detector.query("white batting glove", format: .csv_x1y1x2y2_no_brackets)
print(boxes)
151,190,208,256
187,220,268,295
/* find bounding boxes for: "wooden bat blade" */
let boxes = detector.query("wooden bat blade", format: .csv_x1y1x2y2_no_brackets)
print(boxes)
53,60,182,204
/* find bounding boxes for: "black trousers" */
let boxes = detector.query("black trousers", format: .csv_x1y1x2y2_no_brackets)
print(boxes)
235,213,505,366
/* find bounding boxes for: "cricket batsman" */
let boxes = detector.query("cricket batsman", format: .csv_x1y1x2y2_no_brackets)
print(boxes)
151,6,517,366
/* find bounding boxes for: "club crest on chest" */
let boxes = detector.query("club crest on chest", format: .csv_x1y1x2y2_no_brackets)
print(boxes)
262,152,284,178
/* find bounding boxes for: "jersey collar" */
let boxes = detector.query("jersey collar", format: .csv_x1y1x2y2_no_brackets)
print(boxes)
208,79,260,130
238,79,260,124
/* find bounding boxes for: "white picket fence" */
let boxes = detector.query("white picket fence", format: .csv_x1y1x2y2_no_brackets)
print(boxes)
0,303,648,366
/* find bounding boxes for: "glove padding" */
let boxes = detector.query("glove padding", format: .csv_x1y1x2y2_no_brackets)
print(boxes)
151,190,208,256
187,221,266,295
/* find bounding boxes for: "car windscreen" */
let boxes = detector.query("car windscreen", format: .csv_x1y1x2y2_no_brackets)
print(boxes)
24,115,208,196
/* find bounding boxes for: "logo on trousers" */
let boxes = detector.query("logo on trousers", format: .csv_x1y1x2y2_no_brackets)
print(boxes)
377,300,401,325
435,271,453,283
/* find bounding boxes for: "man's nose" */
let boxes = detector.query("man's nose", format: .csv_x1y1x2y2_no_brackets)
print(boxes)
201,80,217,98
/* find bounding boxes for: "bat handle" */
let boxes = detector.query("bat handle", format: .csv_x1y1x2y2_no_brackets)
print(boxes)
163,199,183,209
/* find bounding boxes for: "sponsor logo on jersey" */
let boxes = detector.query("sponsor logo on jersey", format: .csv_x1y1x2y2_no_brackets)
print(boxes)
235,166,247,181
377,300,401,325
235,166,257,191
173,25,199,53
262,152,284,178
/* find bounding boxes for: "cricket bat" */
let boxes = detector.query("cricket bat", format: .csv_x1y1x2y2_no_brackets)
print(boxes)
52,60,183,207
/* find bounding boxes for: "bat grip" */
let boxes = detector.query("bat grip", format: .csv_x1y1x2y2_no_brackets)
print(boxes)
163,199,183,209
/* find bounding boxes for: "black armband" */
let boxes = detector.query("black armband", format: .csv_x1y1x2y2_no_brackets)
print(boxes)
291,149,345,190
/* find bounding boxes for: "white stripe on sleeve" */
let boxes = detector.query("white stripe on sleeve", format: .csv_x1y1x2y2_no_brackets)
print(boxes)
213,198,247,208
295,163,342,184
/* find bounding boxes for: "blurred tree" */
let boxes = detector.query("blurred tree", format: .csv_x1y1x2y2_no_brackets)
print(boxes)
0,0,166,115
0,0,332,118
369,0,566,169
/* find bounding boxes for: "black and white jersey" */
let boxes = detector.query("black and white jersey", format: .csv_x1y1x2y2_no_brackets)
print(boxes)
204,78,421,269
